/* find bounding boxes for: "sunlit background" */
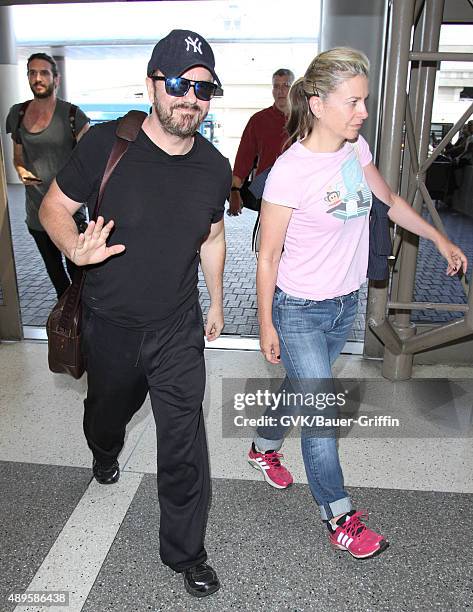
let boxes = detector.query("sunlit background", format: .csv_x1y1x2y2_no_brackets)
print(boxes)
11,0,321,163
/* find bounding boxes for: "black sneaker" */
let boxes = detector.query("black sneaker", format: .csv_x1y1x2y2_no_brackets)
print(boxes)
183,563,220,598
92,459,120,485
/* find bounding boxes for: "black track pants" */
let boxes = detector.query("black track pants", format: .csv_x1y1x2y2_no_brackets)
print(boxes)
81,302,210,571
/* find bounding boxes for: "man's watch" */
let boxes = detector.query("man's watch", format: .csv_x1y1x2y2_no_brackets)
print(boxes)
231,186,241,192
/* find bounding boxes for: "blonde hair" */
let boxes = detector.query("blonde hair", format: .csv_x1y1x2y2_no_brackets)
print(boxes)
286,47,370,147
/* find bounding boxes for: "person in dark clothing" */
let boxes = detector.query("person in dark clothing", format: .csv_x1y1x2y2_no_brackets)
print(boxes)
39,30,231,598
6,52,89,297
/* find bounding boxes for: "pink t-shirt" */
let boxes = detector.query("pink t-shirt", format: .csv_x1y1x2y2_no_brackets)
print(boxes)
263,135,373,301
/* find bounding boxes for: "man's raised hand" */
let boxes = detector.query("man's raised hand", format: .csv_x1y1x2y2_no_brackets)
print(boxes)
72,216,125,266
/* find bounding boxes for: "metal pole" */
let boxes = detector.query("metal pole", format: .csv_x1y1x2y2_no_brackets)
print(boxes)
382,0,445,380
364,0,416,358
414,0,425,25
0,5,22,339
409,51,473,61
0,5,20,184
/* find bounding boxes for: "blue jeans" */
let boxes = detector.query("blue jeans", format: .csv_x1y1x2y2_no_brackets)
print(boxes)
255,287,358,520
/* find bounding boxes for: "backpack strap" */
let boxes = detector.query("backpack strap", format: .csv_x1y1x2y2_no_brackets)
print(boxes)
69,103,78,146
13,100,32,144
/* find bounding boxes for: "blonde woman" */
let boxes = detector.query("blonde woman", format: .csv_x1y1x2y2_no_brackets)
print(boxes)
250,48,467,559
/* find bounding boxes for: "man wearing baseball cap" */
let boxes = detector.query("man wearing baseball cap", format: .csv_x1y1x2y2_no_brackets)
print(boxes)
39,30,231,598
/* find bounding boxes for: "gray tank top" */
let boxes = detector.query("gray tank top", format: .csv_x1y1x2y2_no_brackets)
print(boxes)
6,98,89,231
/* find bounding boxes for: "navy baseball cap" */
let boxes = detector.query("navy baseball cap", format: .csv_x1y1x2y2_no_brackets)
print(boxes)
147,29,221,86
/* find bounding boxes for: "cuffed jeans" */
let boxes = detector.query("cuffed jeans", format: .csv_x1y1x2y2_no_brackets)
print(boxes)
255,287,358,520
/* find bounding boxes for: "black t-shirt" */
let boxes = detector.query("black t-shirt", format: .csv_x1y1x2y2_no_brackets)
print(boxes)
56,121,231,330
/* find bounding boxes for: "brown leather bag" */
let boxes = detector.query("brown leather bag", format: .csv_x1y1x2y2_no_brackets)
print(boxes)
46,110,147,378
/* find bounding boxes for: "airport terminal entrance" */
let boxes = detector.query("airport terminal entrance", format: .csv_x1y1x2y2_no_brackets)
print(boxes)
1,0,472,372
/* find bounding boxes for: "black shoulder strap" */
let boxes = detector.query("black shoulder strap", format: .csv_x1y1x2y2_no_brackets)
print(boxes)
69,103,78,146
14,100,32,143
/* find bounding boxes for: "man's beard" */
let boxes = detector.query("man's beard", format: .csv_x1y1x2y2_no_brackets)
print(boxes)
31,82,55,99
154,95,207,138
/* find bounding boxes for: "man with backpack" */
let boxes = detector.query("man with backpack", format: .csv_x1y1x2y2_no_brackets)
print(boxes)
39,30,231,598
6,52,89,298
228,68,294,216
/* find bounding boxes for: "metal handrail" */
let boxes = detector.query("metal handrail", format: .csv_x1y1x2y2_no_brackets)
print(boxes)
409,51,473,61
387,302,469,312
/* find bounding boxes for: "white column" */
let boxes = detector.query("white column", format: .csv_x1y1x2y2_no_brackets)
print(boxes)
0,5,20,184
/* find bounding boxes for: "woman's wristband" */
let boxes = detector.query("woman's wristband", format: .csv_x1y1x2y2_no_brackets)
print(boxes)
231,186,241,192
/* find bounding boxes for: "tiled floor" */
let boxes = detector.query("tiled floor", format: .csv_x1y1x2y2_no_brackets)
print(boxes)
0,342,472,611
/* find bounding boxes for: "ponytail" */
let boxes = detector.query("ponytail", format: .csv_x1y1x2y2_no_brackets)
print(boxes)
285,78,313,148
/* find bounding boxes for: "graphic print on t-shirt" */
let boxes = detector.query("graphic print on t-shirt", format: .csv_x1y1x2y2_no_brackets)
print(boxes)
324,154,371,222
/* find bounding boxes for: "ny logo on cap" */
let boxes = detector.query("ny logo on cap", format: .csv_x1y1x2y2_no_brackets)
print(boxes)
185,36,203,55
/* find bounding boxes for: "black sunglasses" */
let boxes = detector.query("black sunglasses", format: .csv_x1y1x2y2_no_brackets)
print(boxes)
150,76,222,101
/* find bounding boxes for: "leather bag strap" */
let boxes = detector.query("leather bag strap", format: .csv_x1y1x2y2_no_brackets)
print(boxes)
92,110,147,221
58,110,147,330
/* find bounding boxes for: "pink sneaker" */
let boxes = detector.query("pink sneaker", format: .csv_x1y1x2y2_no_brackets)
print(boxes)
328,510,388,559
248,443,293,489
